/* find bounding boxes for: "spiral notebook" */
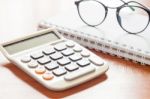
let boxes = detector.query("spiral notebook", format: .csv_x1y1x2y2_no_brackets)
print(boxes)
38,8,150,65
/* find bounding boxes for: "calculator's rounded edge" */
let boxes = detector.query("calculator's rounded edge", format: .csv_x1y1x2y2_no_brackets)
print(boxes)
44,63,109,91
0,44,11,61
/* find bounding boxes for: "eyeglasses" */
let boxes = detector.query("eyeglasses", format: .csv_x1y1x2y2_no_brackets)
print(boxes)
75,0,150,34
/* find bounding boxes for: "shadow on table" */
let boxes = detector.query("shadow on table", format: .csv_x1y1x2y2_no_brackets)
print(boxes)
4,63,107,99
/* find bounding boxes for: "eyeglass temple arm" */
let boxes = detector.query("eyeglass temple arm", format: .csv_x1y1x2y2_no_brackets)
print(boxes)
120,0,150,12
120,0,135,11
129,1,150,11
118,0,150,27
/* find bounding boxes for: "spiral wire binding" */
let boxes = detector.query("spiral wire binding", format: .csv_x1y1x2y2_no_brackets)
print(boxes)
38,22,150,65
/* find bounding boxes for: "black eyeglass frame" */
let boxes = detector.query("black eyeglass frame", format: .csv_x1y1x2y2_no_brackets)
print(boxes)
75,0,150,34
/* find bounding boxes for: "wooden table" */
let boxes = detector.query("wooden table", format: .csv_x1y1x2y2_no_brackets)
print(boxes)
0,0,150,99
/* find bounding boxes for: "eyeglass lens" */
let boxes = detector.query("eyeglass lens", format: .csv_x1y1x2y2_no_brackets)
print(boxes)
78,0,106,26
77,0,149,33
118,6,149,33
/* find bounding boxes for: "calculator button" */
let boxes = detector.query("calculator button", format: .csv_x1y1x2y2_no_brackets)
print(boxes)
69,54,82,61
64,66,95,81
77,59,90,67
65,64,79,71
35,66,46,74
37,57,51,65
28,61,38,68
43,48,55,55
66,41,75,47
61,49,74,56
53,67,67,76
31,52,44,59
89,57,104,66
50,53,63,60
21,56,31,63
42,73,54,80
54,43,67,51
45,62,59,70
73,46,82,52
57,58,71,66
81,51,90,57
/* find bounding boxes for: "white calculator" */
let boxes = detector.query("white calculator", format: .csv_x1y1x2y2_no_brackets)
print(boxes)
0,28,109,91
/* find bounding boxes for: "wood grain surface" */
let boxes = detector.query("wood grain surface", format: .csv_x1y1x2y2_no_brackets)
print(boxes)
0,0,150,99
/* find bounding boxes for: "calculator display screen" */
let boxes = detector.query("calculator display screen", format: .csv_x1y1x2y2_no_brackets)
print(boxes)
3,32,60,54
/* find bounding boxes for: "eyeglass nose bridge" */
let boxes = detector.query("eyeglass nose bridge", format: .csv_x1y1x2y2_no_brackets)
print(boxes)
75,1,79,6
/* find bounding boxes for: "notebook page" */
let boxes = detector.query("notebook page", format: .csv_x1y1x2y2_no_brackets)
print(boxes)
40,1,150,64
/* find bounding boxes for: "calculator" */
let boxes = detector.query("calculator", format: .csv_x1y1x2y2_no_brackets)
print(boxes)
0,28,109,91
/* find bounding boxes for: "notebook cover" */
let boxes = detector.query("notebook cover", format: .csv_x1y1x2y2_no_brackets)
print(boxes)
39,2,150,65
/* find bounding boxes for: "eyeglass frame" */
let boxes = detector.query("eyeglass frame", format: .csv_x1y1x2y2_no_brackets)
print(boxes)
75,0,150,34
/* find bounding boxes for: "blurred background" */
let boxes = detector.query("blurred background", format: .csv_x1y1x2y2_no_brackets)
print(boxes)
0,0,150,99
0,0,73,42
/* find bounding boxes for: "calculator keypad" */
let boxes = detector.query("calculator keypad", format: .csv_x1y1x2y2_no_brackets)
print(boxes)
20,41,105,82
64,66,96,81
